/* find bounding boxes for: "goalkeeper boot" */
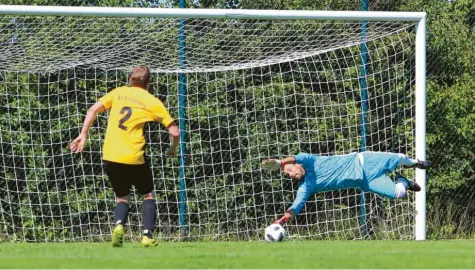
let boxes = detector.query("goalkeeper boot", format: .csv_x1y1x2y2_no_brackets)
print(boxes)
112,224,125,247
406,179,421,192
414,160,431,169
408,159,431,169
396,174,421,192
141,235,159,248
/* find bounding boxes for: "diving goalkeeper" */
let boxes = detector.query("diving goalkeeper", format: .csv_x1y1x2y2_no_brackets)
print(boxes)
262,151,430,225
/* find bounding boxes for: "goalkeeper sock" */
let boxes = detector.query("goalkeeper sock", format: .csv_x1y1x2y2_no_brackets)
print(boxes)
142,199,156,238
395,182,407,198
397,153,417,167
395,176,408,198
114,202,129,226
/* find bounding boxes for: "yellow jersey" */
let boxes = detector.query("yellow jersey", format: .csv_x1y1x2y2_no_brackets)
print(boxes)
99,86,175,164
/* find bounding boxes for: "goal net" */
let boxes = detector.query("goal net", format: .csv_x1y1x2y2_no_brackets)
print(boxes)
0,7,425,242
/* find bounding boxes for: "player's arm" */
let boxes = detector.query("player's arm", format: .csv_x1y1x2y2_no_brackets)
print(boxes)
166,122,180,157
70,101,106,153
262,156,296,171
150,98,180,157
273,183,312,225
80,102,106,136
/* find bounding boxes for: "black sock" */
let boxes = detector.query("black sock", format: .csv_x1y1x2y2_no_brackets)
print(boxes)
114,201,129,226
142,199,156,238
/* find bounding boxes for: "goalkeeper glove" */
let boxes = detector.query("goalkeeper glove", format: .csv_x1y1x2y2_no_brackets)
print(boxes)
262,159,282,171
273,216,289,226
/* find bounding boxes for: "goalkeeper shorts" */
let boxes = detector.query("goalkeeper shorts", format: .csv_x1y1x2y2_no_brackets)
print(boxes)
104,160,154,197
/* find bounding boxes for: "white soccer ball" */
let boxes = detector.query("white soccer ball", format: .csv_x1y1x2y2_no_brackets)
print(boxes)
264,224,286,242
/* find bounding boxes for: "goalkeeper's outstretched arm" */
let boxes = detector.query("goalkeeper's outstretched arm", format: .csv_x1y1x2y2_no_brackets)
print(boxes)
262,156,311,226
273,183,312,226
261,156,297,225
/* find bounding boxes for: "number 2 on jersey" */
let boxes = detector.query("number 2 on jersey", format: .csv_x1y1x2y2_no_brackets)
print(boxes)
118,106,132,131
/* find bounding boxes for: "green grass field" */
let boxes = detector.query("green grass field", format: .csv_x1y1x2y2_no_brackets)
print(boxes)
1,241,474,269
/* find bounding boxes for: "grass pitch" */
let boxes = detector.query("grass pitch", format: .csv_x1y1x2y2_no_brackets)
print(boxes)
1,240,474,268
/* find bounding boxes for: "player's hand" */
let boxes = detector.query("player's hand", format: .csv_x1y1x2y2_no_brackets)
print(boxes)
262,159,282,171
273,216,288,226
70,133,87,153
166,147,177,158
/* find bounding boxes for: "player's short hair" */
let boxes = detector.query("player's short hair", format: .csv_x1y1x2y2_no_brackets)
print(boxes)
129,66,151,89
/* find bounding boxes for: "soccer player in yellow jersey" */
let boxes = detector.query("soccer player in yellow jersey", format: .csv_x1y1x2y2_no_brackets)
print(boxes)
70,66,179,248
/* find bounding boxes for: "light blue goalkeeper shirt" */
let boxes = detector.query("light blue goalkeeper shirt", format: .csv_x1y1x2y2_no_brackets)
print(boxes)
288,152,364,215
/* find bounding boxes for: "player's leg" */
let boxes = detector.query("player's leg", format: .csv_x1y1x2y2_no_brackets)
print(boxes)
364,174,398,199
361,152,429,179
365,174,420,199
392,153,431,169
366,175,403,199
114,196,129,227
105,161,132,247
132,163,158,247
140,193,159,247
112,196,128,247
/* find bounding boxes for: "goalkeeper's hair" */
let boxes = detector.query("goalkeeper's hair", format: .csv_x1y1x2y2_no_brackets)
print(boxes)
129,66,151,89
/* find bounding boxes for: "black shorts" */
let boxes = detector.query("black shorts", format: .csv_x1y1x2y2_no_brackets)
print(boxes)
104,160,154,197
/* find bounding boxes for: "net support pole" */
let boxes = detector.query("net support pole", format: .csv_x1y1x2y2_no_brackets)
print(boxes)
359,0,369,238
178,0,188,237
415,15,427,241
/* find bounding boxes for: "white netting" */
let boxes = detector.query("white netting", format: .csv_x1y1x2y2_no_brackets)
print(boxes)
1,16,412,72
0,13,418,242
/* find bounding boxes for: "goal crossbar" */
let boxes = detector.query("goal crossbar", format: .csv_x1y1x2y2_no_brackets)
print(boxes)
0,5,425,21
